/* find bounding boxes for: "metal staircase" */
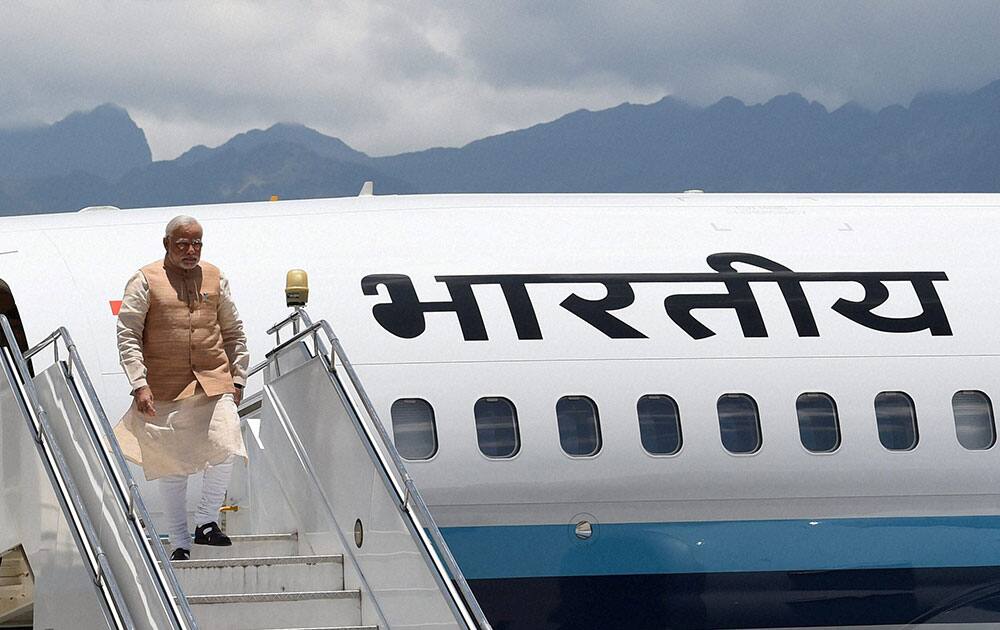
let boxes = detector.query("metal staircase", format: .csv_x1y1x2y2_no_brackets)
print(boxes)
0,317,195,629
0,310,491,630
172,532,370,629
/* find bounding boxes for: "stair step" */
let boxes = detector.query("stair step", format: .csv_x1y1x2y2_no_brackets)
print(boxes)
186,533,300,559
171,555,344,594
172,554,341,569
188,590,361,629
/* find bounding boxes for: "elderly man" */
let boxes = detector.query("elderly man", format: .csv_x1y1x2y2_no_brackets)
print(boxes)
114,215,249,561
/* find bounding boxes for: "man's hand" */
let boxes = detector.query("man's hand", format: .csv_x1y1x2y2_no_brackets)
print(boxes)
133,386,156,417
234,386,243,407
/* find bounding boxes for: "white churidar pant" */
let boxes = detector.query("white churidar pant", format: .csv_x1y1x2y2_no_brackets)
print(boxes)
158,455,235,551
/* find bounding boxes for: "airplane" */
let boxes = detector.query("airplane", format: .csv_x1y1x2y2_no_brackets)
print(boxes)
2,191,1000,629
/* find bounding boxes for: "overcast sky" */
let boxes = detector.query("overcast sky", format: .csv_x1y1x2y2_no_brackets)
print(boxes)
3,1,1000,160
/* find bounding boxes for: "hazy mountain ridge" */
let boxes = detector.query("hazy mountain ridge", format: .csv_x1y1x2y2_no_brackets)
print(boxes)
0,119,399,214
0,104,151,183
175,123,370,167
2,79,1000,215
113,141,408,208
374,81,1000,193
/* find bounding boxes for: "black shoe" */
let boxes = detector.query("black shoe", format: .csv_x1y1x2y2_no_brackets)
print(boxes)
194,521,231,546
170,548,190,561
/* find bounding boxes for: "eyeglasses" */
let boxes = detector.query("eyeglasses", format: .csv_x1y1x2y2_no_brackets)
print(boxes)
173,239,203,252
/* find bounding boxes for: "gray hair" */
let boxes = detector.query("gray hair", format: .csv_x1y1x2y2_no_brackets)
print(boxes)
164,215,200,238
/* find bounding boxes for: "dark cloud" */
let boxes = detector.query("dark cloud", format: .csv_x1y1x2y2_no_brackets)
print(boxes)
2,1,999,159
450,0,1000,106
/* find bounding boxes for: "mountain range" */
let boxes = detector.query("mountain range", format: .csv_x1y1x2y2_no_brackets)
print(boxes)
3,79,1000,215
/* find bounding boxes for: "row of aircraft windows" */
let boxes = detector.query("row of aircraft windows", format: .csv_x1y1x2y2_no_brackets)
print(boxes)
389,391,999,460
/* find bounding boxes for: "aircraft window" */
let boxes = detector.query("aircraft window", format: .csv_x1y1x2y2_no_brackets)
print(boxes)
717,394,761,454
556,396,602,457
475,397,520,458
391,398,438,460
874,391,918,451
952,390,996,450
637,395,682,455
796,393,841,453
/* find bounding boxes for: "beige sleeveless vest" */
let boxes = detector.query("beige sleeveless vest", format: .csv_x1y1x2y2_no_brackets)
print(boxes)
140,259,235,401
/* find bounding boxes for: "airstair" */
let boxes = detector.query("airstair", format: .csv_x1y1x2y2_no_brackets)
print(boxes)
0,309,491,630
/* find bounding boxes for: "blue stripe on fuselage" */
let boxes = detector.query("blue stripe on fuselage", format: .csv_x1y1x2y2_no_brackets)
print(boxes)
440,515,1000,580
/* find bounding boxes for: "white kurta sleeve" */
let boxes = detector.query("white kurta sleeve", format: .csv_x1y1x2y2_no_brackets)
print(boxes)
219,275,250,387
117,271,150,392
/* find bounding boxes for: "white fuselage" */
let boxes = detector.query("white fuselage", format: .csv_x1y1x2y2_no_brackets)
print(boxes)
4,193,1000,628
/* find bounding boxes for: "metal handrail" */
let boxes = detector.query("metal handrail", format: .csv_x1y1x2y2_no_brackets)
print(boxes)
1,316,197,629
1,316,132,629
254,380,394,630
57,326,198,628
299,311,492,629
249,309,492,630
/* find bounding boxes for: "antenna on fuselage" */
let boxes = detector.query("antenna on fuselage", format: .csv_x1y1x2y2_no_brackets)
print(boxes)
285,269,309,308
